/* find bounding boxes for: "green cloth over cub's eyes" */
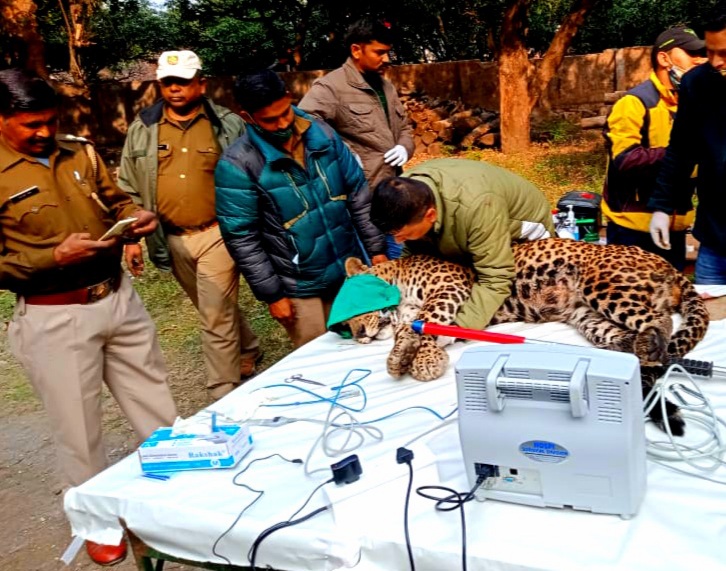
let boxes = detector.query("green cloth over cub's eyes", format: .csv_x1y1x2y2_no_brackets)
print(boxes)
327,274,401,338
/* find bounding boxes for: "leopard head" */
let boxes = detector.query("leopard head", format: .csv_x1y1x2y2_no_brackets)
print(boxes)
342,257,397,343
344,309,396,343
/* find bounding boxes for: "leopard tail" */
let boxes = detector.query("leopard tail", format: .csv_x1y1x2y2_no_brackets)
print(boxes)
667,275,709,359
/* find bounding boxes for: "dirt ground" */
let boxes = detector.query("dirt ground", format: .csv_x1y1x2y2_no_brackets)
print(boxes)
0,354,196,571
0,403,201,571
0,411,142,571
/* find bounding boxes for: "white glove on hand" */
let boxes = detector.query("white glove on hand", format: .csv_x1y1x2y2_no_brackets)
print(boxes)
383,145,409,168
649,211,672,250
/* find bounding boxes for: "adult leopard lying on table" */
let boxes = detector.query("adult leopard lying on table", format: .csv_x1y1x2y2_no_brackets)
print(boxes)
343,238,709,434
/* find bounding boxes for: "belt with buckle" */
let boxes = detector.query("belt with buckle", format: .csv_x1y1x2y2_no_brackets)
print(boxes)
165,220,218,236
24,274,121,306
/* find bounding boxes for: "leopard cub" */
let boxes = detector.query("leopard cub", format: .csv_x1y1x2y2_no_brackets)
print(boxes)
344,255,474,382
344,239,710,434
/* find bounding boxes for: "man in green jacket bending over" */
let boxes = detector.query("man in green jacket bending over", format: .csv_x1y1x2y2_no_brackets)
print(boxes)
370,158,555,330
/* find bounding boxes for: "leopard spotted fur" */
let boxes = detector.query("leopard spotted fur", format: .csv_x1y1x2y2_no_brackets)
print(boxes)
344,239,710,434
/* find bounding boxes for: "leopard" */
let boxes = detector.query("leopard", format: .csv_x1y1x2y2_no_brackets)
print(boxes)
343,238,710,434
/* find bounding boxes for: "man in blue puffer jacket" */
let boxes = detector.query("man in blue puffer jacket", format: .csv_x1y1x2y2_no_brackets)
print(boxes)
215,70,387,347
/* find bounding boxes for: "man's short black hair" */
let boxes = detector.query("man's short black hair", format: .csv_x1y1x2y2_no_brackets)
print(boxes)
0,68,58,116
371,177,434,234
344,19,394,51
704,11,726,34
234,69,288,113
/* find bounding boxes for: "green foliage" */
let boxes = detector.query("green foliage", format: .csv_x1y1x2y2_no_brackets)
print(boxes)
198,18,280,74
0,291,15,322
10,0,723,77
555,0,724,55
89,0,177,70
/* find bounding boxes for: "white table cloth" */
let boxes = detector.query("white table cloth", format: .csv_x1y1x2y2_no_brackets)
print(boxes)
65,315,726,571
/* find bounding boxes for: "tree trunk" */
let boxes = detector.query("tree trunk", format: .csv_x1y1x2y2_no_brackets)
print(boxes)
58,0,90,87
0,0,48,77
498,0,600,154
499,0,533,154
530,0,600,105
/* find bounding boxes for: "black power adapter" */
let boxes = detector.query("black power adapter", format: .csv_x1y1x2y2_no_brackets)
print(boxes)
330,454,362,485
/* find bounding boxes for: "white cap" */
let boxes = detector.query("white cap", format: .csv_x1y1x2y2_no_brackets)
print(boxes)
156,50,202,80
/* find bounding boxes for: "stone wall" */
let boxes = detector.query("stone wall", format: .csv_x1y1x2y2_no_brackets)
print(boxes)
63,46,652,146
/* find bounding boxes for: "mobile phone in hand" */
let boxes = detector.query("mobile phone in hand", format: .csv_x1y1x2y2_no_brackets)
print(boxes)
100,217,138,241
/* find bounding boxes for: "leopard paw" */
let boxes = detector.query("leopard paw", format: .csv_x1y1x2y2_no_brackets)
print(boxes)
410,343,449,381
634,326,668,365
387,328,421,378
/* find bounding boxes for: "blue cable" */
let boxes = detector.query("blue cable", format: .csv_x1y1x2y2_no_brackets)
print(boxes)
355,405,458,425
259,369,371,412
258,368,456,426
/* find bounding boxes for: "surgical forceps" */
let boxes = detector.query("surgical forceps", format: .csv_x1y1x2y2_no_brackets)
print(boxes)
284,374,325,387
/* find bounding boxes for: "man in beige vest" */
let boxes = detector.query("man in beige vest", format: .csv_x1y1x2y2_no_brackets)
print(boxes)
119,50,260,400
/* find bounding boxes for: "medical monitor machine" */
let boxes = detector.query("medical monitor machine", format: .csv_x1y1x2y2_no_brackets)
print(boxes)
456,344,646,518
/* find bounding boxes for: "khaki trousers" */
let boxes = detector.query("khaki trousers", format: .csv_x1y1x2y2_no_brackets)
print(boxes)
166,225,260,394
283,296,334,348
8,276,177,487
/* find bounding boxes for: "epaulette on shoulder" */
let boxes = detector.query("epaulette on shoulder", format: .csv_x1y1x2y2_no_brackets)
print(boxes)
59,134,99,178
58,134,95,145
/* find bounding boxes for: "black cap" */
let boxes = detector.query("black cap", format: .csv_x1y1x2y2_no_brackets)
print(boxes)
654,26,705,53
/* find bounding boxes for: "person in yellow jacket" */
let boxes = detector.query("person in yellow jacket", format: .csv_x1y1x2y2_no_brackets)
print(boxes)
602,25,706,270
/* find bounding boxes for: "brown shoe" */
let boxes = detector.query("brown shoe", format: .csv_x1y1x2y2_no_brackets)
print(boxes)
240,352,264,380
86,539,127,566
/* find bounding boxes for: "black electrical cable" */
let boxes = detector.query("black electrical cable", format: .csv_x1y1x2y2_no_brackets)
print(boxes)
233,454,303,484
248,506,329,570
402,460,416,571
396,447,417,571
288,477,334,521
211,486,263,565
247,477,334,569
416,478,484,571
211,454,302,565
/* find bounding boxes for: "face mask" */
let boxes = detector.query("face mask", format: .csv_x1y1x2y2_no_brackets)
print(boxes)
668,65,687,91
251,123,294,145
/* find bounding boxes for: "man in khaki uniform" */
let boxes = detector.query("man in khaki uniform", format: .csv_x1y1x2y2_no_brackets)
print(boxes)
299,19,414,258
118,50,260,400
0,68,177,566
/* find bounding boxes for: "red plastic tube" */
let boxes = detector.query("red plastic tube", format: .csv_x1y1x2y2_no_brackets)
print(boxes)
411,320,528,344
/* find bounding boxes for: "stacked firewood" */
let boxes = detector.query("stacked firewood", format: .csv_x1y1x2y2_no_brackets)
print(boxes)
402,94,500,155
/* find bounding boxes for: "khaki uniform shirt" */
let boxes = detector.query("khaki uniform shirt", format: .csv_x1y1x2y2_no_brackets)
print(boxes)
0,136,138,295
157,108,220,230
